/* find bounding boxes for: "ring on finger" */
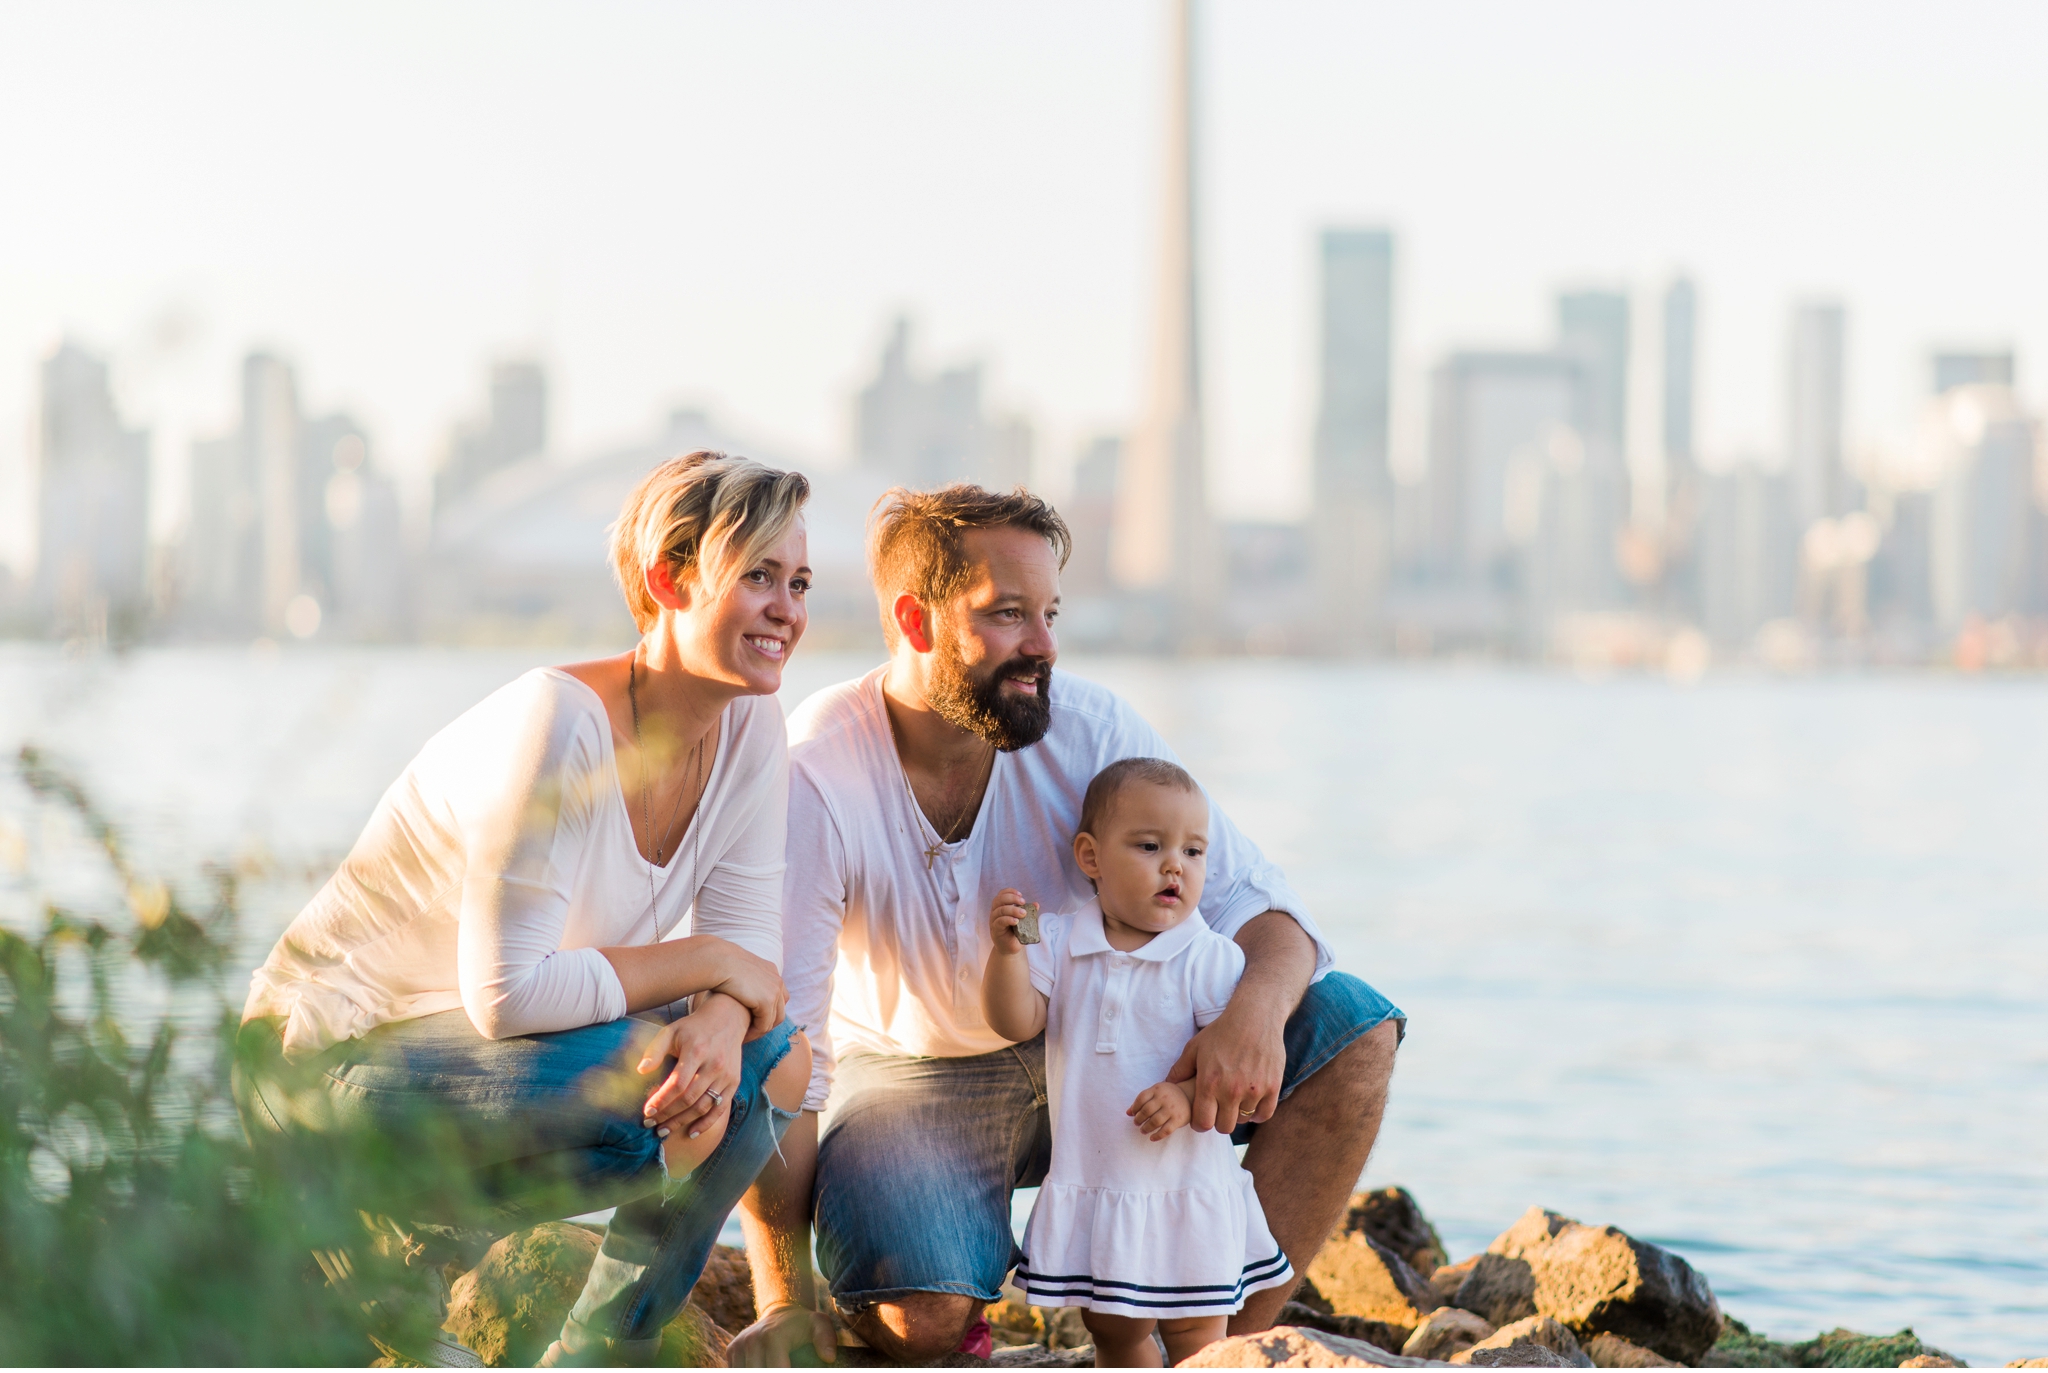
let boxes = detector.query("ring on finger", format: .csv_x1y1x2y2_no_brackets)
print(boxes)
704,1087,722,1106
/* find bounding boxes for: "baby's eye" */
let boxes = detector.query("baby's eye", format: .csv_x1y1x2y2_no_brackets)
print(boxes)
1138,841,1160,852
1184,846,1204,859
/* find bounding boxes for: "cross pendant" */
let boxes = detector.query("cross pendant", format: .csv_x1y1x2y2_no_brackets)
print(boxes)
923,839,944,870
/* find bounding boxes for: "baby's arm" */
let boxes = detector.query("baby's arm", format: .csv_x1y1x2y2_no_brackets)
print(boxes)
1127,1078,1198,1141
982,887,1048,1042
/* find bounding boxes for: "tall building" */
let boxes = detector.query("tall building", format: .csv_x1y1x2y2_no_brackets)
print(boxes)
1062,437,1122,598
1662,277,1698,481
1312,228,1394,650
245,352,302,637
852,317,1027,490
1932,350,2014,395
436,361,548,512
1787,302,1848,531
34,342,151,640
1660,277,1702,618
1113,0,1217,645
1556,291,1630,473
1697,461,1797,649
1425,351,1583,590
1929,384,2036,629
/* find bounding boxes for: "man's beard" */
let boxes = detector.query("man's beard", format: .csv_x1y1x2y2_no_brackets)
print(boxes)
927,639,1053,752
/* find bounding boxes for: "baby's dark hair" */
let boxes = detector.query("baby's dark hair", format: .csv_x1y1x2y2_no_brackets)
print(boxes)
1078,757,1202,837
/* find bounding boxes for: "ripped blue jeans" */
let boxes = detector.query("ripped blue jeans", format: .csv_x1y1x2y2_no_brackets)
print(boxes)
235,1007,798,1354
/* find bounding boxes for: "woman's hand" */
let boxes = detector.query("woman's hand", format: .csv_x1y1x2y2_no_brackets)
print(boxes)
704,939,789,1040
638,993,749,1141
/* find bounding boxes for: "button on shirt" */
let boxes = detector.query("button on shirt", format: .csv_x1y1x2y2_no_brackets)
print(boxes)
782,667,1333,1112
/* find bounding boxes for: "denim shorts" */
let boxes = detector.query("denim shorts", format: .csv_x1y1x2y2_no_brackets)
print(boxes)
812,970,1403,1308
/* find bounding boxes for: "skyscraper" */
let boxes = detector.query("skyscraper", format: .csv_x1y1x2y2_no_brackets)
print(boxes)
1662,278,1697,481
853,318,1008,490
1425,351,1583,586
1556,290,1629,472
1932,350,2014,395
436,360,548,512
1312,228,1394,650
1929,384,2036,628
34,342,151,640
246,352,302,637
1113,0,1216,645
1787,302,1847,531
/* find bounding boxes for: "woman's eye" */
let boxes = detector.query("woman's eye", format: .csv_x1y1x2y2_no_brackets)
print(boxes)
744,568,769,584
790,577,810,595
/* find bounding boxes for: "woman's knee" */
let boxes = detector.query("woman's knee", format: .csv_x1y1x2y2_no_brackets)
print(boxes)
766,1030,812,1113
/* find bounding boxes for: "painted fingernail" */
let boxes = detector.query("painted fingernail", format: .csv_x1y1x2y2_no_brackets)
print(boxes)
689,1129,701,1139
657,1127,670,1138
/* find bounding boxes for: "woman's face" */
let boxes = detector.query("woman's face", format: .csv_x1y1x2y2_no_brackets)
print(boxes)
665,520,811,695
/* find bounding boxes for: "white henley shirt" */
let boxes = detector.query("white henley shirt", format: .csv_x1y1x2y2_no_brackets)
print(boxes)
245,668,789,1058
782,666,1331,1112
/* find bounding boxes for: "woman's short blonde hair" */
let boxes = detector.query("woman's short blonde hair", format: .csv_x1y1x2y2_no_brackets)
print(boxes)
609,450,810,632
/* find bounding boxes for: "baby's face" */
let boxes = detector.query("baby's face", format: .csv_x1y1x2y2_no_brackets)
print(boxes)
1076,781,1209,937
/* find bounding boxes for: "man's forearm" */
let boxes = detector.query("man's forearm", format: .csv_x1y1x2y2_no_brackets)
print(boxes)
1228,910,1317,1020
738,1108,820,1313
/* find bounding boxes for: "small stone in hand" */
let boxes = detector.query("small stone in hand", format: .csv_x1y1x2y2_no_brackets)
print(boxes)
1015,902,1042,945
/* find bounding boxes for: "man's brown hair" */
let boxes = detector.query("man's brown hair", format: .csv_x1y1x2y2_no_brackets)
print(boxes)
1078,757,1203,838
866,484,1072,647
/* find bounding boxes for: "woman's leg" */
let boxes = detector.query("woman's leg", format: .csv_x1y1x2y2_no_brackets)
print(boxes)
1080,1311,1162,1368
553,1025,805,1361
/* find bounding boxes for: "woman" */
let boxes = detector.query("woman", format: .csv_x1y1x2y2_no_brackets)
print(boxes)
238,450,812,1365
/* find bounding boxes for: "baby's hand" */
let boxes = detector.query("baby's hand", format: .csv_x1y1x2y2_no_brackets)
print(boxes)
1127,1080,1194,1141
990,888,1032,955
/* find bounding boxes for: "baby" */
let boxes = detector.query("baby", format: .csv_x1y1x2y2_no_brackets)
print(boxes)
982,757,1292,1368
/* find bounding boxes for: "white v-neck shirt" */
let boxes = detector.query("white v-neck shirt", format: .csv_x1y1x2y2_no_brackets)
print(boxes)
783,666,1331,1111
245,668,789,1058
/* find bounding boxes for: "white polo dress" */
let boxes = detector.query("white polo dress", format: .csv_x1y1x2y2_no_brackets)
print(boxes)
1013,899,1294,1318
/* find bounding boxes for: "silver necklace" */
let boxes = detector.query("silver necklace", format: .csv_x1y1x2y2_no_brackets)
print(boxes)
628,655,708,929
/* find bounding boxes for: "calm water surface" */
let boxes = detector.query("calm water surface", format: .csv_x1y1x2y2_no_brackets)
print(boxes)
2,644,2043,1365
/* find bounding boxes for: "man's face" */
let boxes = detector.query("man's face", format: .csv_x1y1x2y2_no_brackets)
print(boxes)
923,527,1061,752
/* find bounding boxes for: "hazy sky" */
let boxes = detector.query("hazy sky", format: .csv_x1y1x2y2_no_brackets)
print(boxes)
4,0,2045,567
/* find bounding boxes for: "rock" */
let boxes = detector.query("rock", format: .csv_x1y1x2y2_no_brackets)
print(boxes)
1452,1254,1539,1328
1898,1358,1957,1369
1698,1317,1797,1367
1403,1307,1498,1362
442,1222,601,1367
1454,1207,1721,1365
2005,1360,2048,1368
1309,1230,1442,1334
1464,1342,1580,1368
989,1345,1096,1368
1279,1301,1415,1355
692,1243,758,1338
1180,1324,1441,1367
659,1303,732,1367
1583,1332,1682,1367
1339,1188,1452,1275
1452,1317,1593,1368
1432,1258,1481,1306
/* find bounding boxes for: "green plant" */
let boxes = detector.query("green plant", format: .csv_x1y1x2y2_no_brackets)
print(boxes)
0,745,451,1364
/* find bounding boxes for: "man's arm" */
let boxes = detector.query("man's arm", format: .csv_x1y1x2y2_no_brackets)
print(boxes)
730,1112,834,1366
1166,910,1316,1133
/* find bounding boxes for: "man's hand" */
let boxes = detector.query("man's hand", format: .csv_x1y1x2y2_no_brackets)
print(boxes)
727,1302,837,1367
1165,1000,1287,1133
1127,1079,1195,1141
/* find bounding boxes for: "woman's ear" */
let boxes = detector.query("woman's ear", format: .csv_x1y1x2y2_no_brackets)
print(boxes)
645,561,695,614
1073,831,1101,881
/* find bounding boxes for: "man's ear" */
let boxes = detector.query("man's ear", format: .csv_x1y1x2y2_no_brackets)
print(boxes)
892,593,935,653
646,562,695,613
1073,831,1101,881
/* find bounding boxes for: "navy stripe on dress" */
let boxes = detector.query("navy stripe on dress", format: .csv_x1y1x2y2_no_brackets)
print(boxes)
1016,1250,1292,1309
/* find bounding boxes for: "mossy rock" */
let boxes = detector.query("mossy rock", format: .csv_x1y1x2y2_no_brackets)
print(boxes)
1704,1318,1958,1369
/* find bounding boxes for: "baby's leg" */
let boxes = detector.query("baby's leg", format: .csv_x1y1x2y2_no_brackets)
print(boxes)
1158,1314,1227,1364
1081,1310,1161,1368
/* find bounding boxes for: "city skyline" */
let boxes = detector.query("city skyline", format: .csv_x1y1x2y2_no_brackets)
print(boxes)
4,0,2046,579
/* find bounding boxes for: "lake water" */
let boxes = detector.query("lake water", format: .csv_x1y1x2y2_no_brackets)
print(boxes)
3,644,2043,1366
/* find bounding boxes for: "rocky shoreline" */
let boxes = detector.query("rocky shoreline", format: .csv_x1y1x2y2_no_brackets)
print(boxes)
398,1188,2041,1368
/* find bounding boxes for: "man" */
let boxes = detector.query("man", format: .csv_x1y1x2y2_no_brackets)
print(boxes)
730,485,1403,1366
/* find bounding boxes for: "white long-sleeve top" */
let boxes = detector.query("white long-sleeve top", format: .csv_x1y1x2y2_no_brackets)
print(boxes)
783,667,1331,1112
244,668,789,1058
